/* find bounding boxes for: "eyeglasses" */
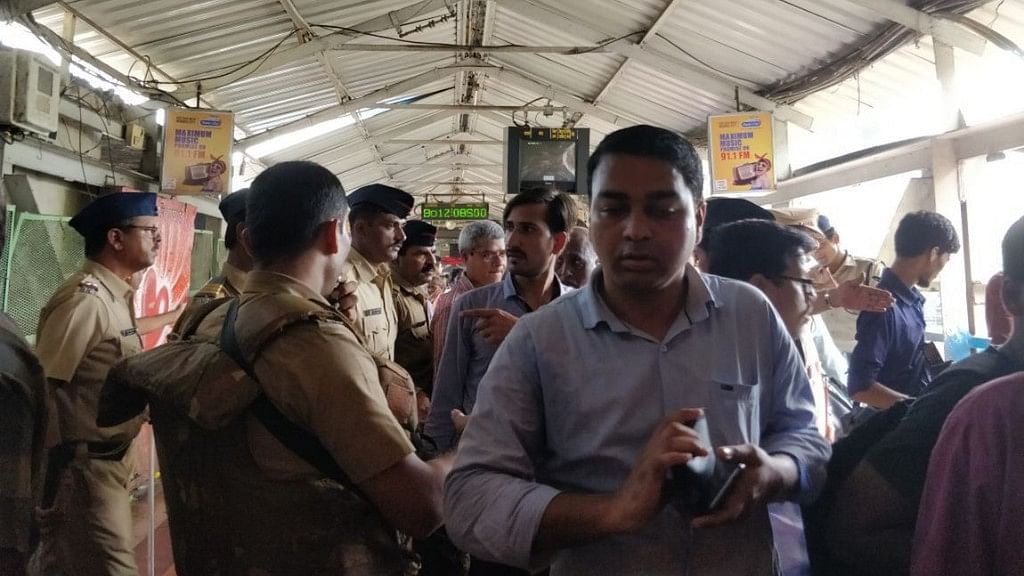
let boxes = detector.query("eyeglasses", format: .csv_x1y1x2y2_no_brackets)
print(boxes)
121,225,160,236
775,275,816,293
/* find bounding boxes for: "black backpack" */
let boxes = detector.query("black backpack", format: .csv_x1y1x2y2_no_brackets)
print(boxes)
803,348,1018,576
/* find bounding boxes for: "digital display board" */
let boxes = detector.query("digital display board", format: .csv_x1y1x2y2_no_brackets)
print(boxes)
421,203,489,221
505,127,589,195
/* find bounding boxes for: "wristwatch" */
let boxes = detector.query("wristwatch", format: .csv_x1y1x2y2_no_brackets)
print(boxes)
824,291,839,308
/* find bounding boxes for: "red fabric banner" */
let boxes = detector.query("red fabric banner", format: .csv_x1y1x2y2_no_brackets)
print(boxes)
133,197,196,348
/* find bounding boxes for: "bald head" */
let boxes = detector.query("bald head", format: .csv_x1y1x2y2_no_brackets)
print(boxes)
556,226,598,288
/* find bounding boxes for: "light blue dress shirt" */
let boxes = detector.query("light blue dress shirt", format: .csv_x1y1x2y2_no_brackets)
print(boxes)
426,272,568,451
444,266,830,575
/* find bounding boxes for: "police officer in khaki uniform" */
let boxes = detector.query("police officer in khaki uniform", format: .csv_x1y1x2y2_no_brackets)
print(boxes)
193,188,252,304
391,220,437,418
815,213,886,353
108,161,453,574
34,192,160,576
174,189,252,334
772,208,892,353
344,184,414,360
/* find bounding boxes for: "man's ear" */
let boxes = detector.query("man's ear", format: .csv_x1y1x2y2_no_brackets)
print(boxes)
318,219,342,255
831,232,841,246
693,200,708,247
552,230,569,256
748,273,773,293
107,227,125,252
239,226,253,254
236,222,253,257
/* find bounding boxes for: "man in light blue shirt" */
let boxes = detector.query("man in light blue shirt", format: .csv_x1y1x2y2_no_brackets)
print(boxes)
426,189,574,453
444,126,831,575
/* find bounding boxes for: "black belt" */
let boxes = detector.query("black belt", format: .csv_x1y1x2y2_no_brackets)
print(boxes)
86,441,130,461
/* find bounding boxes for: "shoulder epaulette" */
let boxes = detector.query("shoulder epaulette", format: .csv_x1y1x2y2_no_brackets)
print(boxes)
76,279,100,295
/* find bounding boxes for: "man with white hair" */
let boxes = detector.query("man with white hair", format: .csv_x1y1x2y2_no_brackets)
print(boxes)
430,220,506,371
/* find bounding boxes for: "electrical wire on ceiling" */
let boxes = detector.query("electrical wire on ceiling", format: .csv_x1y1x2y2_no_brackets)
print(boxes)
124,29,299,86
762,0,995,105
511,96,545,127
19,13,188,108
310,23,522,48
657,34,759,85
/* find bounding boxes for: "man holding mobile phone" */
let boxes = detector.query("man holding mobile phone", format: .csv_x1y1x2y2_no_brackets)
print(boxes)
444,126,830,575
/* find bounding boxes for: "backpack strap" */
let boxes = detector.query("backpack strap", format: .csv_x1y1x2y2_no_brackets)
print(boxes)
219,297,362,495
174,295,235,340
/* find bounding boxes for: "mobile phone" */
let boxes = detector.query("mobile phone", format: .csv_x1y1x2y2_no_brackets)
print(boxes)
707,462,746,512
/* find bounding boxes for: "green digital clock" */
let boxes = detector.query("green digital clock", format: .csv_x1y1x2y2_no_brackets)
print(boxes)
421,203,490,221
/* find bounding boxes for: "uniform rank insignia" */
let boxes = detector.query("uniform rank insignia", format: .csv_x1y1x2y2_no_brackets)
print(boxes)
364,307,383,317
77,280,100,294
121,327,138,337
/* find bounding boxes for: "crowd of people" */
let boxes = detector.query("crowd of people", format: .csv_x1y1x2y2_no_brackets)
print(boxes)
0,124,1019,576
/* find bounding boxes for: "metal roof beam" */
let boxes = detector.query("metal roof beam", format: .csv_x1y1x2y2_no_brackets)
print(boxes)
390,180,501,185
385,139,503,145
1,0,58,19
275,0,392,179
303,110,457,163
592,0,682,112
494,0,813,130
237,61,496,151
175,0,455,98
316,43,616,53
385,162,500,167
842,0,986,55
487,65,639,127
55,2,220,111
761,111,1024,204
375,103,568,111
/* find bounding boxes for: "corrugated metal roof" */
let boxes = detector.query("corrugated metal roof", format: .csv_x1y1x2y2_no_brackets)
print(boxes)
21,0,1024,204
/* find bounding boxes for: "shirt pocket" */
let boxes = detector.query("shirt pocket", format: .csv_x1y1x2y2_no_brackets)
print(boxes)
705,379,760,446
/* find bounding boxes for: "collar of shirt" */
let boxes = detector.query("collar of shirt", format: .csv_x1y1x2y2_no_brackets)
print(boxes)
450,272,477,294
578,265,719,338
391,267,429,298
500,271,571,310
83,260,134,301
879,268,924,307
243,270,332,308
221,261,248,293
348,247,391,283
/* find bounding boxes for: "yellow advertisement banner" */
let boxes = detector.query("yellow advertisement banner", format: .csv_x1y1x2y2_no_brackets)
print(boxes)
707,111,775,193
161,108,234,195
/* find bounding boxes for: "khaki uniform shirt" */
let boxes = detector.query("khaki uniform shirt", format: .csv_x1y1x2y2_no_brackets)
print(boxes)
391,270,433,395
345,248,397,360
194,270,414,483
174,261,248,333
193,261,247,303
35,261,144,445
0,314,49,553
821,253,885,355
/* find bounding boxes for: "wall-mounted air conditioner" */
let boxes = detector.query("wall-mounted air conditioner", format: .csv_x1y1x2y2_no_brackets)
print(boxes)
0,48,61,136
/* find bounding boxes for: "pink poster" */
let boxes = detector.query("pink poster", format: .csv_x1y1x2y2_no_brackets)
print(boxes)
133,197,196,349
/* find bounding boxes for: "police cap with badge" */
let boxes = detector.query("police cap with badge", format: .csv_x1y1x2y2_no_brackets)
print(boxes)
218,188,248,225
69,192,159,239
347,184,414,218
770,207,824,237
402,220,437,248
219,188,248,247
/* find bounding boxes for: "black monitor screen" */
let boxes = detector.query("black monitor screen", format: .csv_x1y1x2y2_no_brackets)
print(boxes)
519,139,576,192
